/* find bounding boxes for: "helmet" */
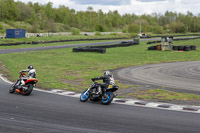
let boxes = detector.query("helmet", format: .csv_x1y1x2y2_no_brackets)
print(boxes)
28,65,33,70
104,70,110,75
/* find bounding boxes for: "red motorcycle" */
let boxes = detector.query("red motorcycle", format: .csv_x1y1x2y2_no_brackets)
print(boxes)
9,72,38,96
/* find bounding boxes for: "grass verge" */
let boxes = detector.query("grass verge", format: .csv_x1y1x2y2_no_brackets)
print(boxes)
128,89,200,101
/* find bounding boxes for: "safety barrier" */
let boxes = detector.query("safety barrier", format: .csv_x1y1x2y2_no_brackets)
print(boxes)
73,41,139,53
148,45,196,51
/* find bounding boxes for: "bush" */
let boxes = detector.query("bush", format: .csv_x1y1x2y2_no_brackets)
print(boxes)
0,24,2,30
110,32,118,36
71,28,80,35
127,24,139,33
95,24,106,32
130,33,139,38
122,26,128,33
169,22,187,33
95,32,102,36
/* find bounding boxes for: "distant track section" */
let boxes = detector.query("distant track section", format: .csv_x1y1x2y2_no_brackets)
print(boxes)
114,61,200,93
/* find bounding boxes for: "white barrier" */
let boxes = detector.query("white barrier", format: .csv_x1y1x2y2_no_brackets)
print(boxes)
26,32,122,38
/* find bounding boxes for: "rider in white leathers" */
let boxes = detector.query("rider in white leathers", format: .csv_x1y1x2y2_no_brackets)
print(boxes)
19,65,36,88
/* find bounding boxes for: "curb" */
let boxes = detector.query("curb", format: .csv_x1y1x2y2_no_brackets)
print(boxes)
1,74,200,114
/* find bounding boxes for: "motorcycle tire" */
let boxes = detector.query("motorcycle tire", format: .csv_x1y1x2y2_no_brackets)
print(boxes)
101,91,114,105
23,84,33,96
9,84,15,93
80,90,90,102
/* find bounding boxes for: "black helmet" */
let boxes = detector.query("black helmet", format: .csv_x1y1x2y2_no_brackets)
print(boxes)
28,65,33,70
104,70,110,75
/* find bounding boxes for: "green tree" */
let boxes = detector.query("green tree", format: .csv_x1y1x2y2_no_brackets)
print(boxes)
169,21,187,33
16,2,34,22
3,0,19,21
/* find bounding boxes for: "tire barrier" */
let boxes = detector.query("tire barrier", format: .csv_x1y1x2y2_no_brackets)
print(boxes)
73,47,106,53
87,41,138,49
73,41,139,53
172,46,179,51
178,46,184,51
148,46,157,50
147,37,200,45
148,45,196,51
0,37,129,46
0,42,26,46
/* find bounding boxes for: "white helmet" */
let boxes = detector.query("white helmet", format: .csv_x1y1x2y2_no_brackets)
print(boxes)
104,70,110,75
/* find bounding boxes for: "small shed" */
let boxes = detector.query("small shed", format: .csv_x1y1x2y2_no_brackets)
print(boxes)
6,29,26,38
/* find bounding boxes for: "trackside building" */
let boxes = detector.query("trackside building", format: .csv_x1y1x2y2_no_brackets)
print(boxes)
6,29,26,38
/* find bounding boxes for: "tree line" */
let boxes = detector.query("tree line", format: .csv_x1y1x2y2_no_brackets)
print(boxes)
0,0,200,34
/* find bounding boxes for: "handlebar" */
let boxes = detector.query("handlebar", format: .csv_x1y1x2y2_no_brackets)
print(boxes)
19,72,26,78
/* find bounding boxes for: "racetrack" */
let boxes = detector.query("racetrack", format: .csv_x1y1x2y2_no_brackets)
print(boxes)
1,39,200,132
1,77,200,133
0,38,158,54
114,61,200,93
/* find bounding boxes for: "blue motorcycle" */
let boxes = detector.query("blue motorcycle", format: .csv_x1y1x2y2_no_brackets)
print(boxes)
80,81,119,105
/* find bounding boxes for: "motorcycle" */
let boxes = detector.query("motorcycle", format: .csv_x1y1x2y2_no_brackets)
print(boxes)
80,81,119,105
9,72,38,96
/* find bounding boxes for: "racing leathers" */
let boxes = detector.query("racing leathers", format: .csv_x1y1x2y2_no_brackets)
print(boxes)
92,74,115,98
20,69,36,87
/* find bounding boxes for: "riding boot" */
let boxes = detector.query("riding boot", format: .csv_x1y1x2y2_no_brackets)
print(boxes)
102,88,108,100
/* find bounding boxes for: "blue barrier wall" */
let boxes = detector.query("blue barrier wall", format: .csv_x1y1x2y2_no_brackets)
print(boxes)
6,29,26,38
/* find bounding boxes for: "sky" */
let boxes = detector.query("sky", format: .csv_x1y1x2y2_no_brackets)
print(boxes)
15,0,200,15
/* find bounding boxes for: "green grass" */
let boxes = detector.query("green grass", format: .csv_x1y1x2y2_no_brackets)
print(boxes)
1,38,200,98
128,89,200,101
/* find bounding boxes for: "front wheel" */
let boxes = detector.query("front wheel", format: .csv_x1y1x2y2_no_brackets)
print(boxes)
80,90,90,102
101,91,114,105
23,84,33,96
9,84,15,93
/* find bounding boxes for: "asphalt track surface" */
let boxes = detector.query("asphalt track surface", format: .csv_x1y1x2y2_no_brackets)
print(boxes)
1,78,200,133
114,61,200,93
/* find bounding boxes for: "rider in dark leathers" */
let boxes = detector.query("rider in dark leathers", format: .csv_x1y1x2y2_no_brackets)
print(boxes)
92,71,114,99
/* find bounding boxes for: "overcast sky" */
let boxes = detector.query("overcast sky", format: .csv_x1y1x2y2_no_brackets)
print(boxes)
15,0,200,15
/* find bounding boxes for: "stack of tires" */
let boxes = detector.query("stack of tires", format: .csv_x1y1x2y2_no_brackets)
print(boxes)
73,47,106,53
148,45,196,51
73,41,139,53
173,45,196,51
148,46,157,50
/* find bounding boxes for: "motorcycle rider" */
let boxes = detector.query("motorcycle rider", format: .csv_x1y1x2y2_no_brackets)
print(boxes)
18,65,36,89
92,70,115,99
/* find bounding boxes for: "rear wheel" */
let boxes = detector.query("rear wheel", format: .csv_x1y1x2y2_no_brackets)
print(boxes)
9,84,15,93
101,91,114,105
80,90,90,102
23,84,33,96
